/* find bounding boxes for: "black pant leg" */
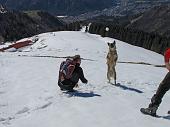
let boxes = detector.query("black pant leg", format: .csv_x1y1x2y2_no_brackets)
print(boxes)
149,72,170,107
58,80,76,90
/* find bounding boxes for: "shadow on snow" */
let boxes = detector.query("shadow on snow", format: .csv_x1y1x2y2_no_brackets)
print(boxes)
110,83,143,94
63,91,101,98
162,115,170,120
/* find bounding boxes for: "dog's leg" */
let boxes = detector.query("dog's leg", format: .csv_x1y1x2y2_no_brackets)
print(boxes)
107,71,110,83
107,66,111,83
113,66,117,85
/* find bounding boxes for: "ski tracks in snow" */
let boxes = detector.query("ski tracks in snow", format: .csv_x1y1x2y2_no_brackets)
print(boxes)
0,95,54,126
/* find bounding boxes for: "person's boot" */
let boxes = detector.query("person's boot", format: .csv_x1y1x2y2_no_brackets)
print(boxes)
67,89,76,92
140,105,158,117
60,88,66,91
168,110,170,114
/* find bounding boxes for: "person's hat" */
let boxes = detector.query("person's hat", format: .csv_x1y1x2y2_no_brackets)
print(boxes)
73,55,81,61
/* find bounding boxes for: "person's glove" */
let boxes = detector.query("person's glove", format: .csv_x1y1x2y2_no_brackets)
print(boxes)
84,79,88,84
75,84,79,88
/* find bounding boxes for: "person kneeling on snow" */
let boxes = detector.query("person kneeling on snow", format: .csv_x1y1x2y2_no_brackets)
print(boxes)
141,48,170,116
58,55,88,91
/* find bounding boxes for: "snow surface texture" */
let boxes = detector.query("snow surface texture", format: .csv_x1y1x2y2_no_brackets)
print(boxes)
0,31,170,127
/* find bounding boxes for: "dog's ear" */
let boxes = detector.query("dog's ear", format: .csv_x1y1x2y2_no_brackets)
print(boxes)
113,40,116,45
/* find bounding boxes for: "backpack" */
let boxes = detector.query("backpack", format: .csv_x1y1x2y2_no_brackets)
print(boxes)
59,58,75,80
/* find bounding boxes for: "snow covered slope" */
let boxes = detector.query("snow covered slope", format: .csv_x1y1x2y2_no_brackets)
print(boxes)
0,31,169,127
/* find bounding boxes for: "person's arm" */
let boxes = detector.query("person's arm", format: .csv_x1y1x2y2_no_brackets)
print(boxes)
79,67,88,84
164,50,170,71
165,62,170,71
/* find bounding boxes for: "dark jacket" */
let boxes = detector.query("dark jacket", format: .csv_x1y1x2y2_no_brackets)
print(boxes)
58,63,87,90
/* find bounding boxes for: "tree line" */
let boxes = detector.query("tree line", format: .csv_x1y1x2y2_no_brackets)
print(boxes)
88,22,170,55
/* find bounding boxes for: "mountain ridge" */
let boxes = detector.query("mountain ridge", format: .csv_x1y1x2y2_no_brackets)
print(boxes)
0,0,114,16
0,10,64,42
